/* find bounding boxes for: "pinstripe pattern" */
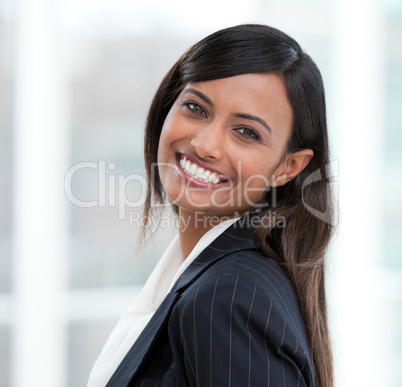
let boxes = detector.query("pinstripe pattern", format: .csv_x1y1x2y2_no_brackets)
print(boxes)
106,218,315,387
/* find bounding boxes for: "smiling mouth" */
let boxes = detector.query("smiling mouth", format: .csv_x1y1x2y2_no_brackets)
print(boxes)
178,155,229,184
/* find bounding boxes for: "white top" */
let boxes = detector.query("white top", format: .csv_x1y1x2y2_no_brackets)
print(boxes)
87,217,239,387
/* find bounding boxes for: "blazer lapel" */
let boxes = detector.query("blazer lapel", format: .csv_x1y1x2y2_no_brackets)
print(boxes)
106,216,258,387
106,289,181,387
174,217,258,292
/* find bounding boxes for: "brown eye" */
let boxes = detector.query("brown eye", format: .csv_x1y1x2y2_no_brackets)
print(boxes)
236,127,261,142
184,102,207,118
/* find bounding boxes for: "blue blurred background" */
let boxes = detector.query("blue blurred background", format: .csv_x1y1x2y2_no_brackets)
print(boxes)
0,0,401,385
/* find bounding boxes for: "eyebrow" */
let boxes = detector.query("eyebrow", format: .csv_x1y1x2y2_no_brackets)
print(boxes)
234,113,272,134
183,88,214,107
183,87,272,134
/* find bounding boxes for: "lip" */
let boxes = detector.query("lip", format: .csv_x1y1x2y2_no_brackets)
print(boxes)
175,151,232,188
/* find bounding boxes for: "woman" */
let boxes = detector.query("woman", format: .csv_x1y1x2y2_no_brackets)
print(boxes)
88,24,334,387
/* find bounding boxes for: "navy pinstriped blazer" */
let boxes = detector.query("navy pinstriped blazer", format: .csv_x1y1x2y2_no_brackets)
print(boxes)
106,217,315,387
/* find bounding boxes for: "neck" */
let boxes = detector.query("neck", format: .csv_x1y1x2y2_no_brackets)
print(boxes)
178,210,238,259
178,210,209,259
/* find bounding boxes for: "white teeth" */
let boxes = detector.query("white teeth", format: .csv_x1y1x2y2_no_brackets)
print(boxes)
189,164,197,175
208,173,217,183
195,174,208,182
179,156,223,184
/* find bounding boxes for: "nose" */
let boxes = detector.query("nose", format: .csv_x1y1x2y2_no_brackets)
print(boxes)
190,123,225,160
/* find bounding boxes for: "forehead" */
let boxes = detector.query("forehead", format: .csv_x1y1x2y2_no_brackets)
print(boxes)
183,73,289,105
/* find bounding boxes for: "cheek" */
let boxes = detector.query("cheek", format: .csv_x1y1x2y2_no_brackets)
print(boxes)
237,152,285,198
157,122,175,163
157,112,185,161
157,132,166,162
235,162,269,203
241,173,270,203
239,158,275,186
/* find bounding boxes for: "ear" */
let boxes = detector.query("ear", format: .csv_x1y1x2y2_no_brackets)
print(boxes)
269,149,314,187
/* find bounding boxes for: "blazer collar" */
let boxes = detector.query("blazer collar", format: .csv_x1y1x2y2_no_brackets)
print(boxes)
174,215,258,293
106,215,258,387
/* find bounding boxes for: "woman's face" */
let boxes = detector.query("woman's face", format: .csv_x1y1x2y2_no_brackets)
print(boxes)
157,73,297,219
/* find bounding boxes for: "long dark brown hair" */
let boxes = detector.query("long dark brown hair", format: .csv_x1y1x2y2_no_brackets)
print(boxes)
143,24,334,387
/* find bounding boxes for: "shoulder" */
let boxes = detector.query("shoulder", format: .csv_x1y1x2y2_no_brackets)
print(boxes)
183,249,299,312
207,249,295,298
177,249,306,342
170,249,314,386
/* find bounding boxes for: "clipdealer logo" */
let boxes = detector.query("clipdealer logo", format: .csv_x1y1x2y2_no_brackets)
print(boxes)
64,159,338,226
64,160,148,219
